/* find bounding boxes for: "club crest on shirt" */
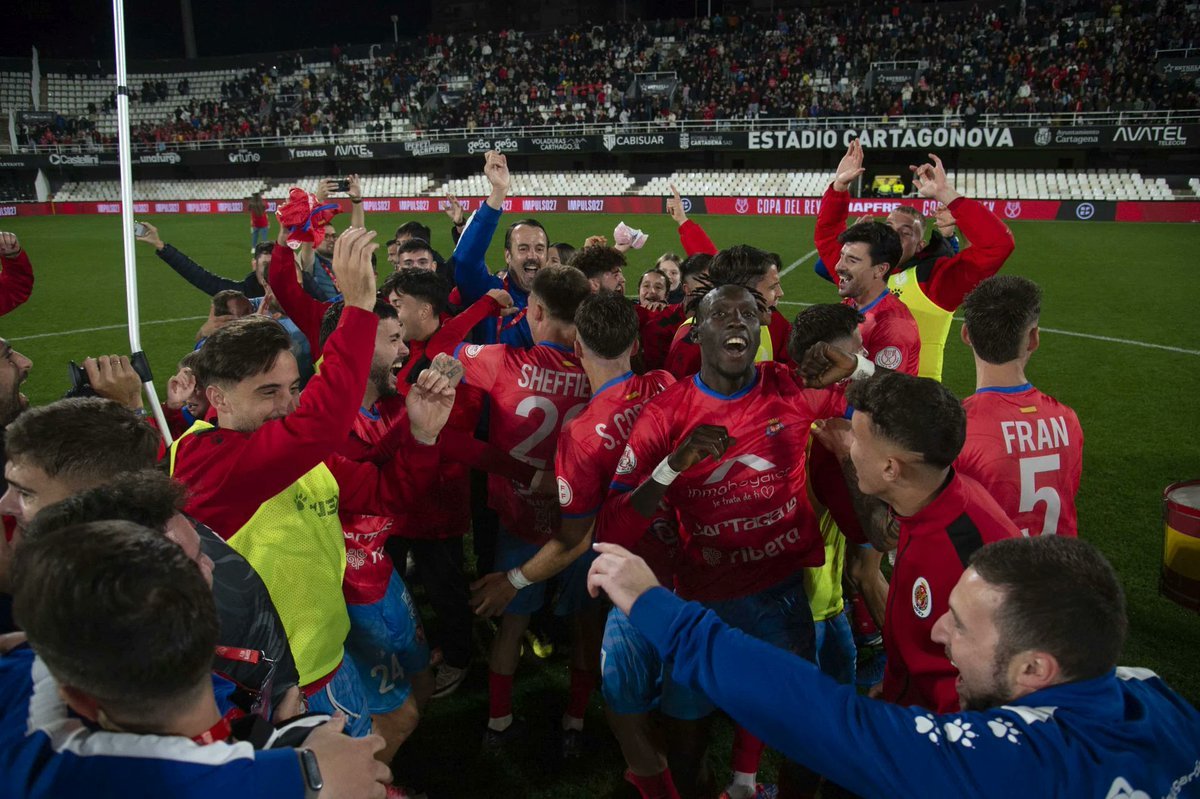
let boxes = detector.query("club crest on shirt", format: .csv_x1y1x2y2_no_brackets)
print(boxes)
557,476,573,506
464,344,484,359
765,417,784,437
912,576,932,618
615,445,637,475
701,547,722,566
875,346,903,370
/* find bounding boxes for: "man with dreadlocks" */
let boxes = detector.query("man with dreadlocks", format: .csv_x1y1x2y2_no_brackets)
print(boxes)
597,248,863,798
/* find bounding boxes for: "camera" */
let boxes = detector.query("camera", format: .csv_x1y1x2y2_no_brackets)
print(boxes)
333,178,351,192
65,351,154,399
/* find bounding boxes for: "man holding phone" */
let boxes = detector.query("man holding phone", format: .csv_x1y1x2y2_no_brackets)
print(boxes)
300,175,365,302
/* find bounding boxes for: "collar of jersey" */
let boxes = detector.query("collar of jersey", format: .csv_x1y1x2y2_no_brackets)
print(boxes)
692,369,759,401
857,289,890,314
975,383,1033,395
537,340,574,354
592,370,635,400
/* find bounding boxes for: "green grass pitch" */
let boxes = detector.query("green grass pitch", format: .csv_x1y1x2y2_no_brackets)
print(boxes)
2,211,1198,796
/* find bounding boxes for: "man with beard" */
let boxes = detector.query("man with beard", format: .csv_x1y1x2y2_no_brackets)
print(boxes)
831,222,920,375
815,143,1015,380
452,151,547,347
588,534,1200,799
597,275,852,797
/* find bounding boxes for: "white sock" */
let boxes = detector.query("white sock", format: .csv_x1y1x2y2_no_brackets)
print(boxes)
487,713,513,732
725,771,757,799
561,714,584,732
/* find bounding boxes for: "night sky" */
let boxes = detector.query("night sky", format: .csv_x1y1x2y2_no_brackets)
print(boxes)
9,0,435,62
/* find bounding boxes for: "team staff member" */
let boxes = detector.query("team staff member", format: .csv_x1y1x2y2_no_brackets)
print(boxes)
453,151,546,347
815,143,1015,380
170,229,456,734
589,534,1200,799
956,276,1084,538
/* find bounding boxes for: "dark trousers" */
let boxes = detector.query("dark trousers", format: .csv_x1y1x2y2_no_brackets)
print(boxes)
387,536,474,670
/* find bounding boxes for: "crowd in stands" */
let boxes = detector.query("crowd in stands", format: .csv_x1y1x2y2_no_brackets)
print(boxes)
18,0,1199,149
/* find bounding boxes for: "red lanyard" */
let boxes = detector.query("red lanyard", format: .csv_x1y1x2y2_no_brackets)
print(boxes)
494,276,527,338
191,714,235,746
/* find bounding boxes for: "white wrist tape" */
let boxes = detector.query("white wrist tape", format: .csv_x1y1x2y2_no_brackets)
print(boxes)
506,567,533,590
851,353,877,381
651,456,682,486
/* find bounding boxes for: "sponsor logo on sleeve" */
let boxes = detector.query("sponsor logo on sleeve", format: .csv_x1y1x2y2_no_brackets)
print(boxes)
615,445,637,475
557,476,573,507
912,576,932,618
874,346,903,370
464,344,484,358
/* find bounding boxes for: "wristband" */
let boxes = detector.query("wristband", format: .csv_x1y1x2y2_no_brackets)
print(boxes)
351,198,362,204
506,567,533,590
851,353,877,381
651,456,681,486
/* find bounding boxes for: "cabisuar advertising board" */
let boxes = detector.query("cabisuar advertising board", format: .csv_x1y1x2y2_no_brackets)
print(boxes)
23,124,1199,168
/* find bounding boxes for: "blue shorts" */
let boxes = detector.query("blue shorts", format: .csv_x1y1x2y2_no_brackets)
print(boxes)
305,656,373,737
601,607,661,715
662,576,815,720
345,572,430,715
495,525,600,616
813,609,856,686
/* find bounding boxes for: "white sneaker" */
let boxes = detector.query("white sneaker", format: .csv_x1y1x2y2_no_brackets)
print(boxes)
432,663,469,698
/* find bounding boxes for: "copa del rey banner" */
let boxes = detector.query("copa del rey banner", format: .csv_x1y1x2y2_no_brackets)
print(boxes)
4,196,1200,223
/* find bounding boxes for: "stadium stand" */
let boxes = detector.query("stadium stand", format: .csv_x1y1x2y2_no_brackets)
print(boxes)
7,0,1198,149
36,169,1183,203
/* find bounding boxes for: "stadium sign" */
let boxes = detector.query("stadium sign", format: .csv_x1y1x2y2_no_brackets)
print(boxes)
227,149,261,163
602,133,670,151
287,146,331,159
334,144,375,158
47,153,106,166
679,132,738,149
1034,127,1102,146
1156,58,1200,80
403,139,453,156
530,136,592,152
136,152,183,165
749,127,1016,150
0,157,36,169
1111,125,1190,147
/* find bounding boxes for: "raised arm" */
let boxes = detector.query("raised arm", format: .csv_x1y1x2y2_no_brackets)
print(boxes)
137,223,260,297
452,151,510,304
910,156,1015,311
267,227,328,356
813,141,864,279
668,183,718,256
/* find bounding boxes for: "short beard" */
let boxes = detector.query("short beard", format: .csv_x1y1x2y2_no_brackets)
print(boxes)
960,658,1016,711
370,363,397,399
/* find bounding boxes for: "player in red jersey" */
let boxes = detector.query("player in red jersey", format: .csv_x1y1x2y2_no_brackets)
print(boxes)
452,264,596,751
798,352,1022,713
831,221,921,374
599,254,855,797
471,290,677,765
956,276,1083,537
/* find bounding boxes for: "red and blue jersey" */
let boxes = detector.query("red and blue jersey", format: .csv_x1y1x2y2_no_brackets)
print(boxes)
603,362,846,601
850,289,921,375
556,370,678,581
957,384,1083,538
456,340,591,544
